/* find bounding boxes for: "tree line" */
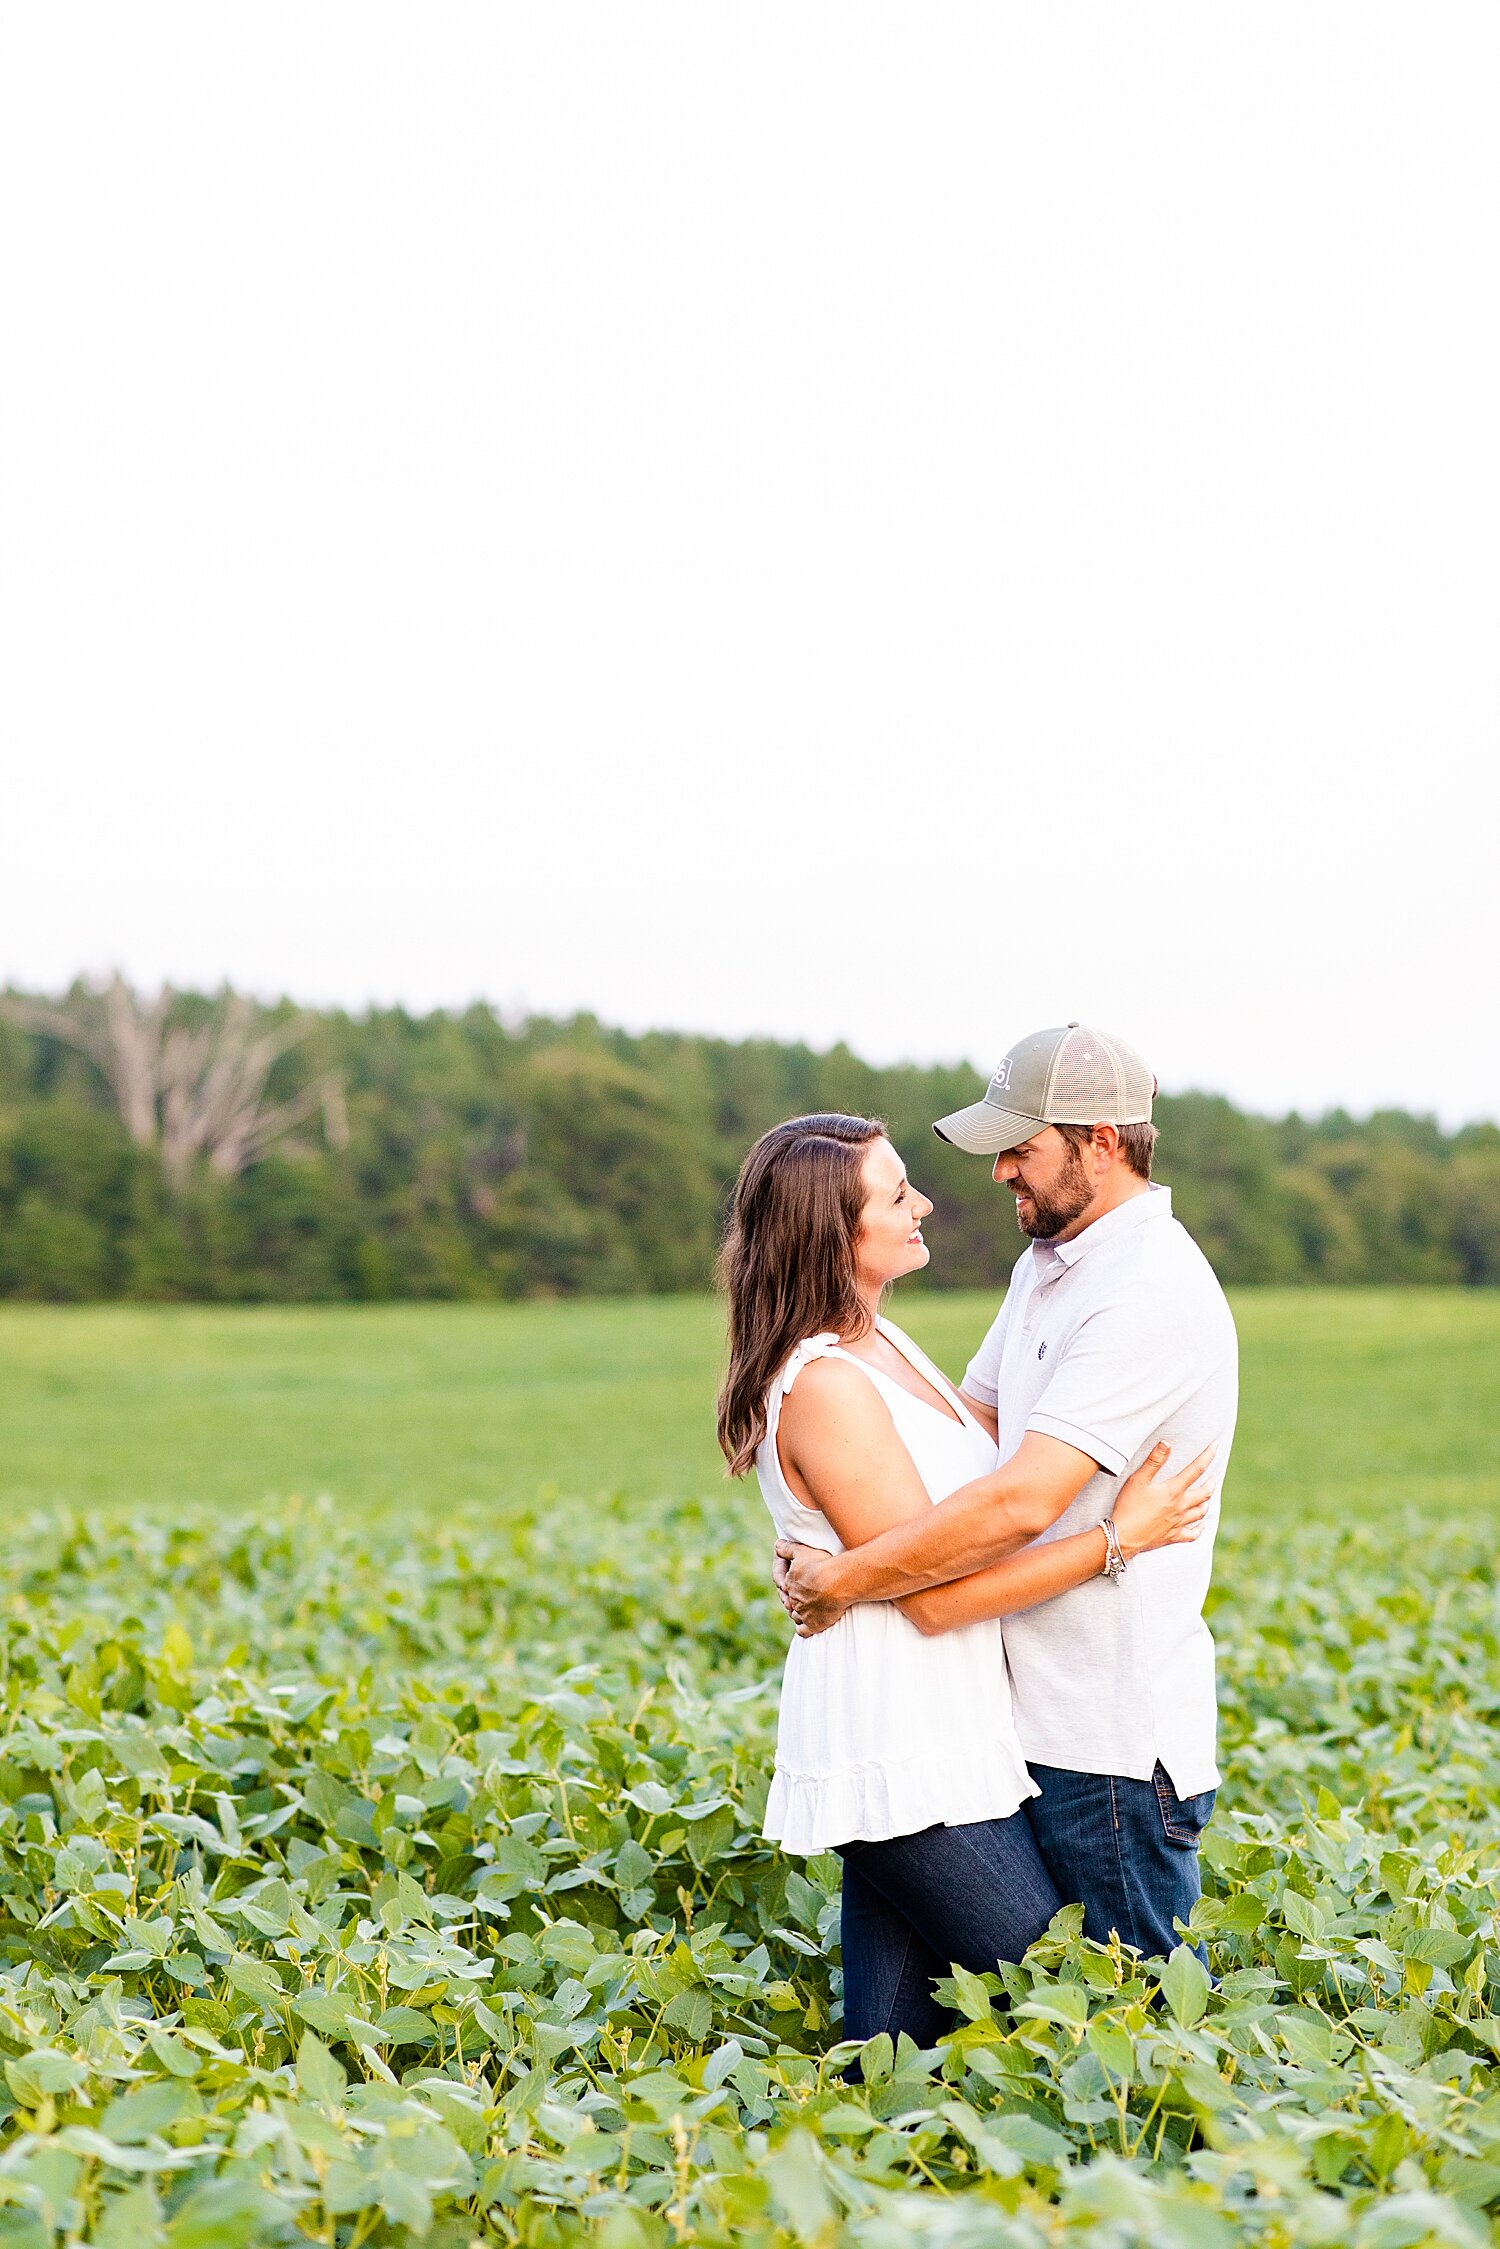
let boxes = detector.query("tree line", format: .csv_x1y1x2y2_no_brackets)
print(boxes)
1,978,1496,1301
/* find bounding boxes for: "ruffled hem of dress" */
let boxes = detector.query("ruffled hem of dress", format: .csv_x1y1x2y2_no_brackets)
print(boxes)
763,1740,1039,1856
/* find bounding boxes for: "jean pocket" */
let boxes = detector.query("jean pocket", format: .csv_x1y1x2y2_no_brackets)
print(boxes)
1152,1762,1216,1847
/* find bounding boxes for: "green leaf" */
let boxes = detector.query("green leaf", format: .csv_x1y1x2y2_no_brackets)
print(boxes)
6,2048,87,2104
1161,1945,1210,2029
701,2038,743,2090
302,1770,355,1828
159,1622,194,1678
477,1833,548,1899
94,2183,165,2249
99,2079,200,2143
1402,1924,1470,1968
373,2005,437,2044
225,1955,285,2010
145,2033,200,2080
614,1837,654,1893
686,1804,735,1869
950,1964,996,2023
538,1919,595,1971
0,2217,51,2249
1217,1889,1267,1935
65,1766,109,1823
764,2128,836,2243
294,1990,355,2036
1016,1980,1088,2028
380,2172,434,2233
165,2178,287,2248
54,1835,111,1891
819,2099,877,2137
323,2159,379,2215
1282,1889,1327,1943
234,1877,290,1935
295,2030,346,2106
663,1987,713,2041
1086,2018,1135,2080
1367,2110,1408,2179
939,2100,1025,2177
1178,2058,1240,2113
1279,2008,1335,2067
986,2112,1071,2166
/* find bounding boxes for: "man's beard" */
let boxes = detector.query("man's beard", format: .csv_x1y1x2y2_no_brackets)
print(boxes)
1014,1144,1093,1239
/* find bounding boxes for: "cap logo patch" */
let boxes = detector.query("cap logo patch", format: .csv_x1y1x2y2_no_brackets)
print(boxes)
991,1057,1013,1093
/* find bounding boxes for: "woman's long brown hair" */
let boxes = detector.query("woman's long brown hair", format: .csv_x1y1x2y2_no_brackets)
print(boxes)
716,1112,885,1476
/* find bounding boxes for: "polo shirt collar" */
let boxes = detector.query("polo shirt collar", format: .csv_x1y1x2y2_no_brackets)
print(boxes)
1033,1183,1172,1275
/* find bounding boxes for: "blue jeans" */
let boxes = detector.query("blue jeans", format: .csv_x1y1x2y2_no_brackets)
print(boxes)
837,1814,1062,2047
1023,1760,1216,1963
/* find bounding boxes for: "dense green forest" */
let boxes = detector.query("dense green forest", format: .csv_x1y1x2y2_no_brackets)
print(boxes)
1,980,1497,1300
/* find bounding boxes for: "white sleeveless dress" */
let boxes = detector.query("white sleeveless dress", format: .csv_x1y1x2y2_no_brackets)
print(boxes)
758,1316,1037,1855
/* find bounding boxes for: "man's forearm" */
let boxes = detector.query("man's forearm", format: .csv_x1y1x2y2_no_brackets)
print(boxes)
826,1464,1062,1605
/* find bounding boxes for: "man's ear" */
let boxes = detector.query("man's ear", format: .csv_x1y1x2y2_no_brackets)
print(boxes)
1089,1121,1121,1170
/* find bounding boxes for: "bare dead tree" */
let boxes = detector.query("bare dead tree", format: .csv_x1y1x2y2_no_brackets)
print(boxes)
4,973,170,1145
1,974,349,1188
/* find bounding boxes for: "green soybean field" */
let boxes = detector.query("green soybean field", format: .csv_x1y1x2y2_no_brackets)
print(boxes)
0,1291,1497,2247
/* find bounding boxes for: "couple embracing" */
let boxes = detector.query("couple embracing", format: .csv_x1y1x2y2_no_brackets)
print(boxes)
716,1023,1238,2046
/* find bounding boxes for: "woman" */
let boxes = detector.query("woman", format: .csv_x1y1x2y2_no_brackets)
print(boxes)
716,1112,1211,2048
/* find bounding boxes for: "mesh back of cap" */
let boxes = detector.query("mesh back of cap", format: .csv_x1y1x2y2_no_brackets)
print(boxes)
1045,1027,1154,1123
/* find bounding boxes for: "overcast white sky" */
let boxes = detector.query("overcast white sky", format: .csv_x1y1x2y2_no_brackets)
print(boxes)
2,6,1496,1123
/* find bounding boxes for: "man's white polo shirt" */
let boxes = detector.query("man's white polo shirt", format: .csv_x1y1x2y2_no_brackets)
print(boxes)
963,1183,1237,1797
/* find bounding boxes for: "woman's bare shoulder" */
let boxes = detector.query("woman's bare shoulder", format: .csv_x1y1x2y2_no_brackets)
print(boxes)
778,1354,891,1436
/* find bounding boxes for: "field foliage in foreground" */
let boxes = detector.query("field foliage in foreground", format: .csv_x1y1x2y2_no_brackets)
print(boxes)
2,1486,1500,2248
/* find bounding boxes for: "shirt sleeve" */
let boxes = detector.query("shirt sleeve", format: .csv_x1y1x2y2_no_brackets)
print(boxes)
1026,1299,1204,1476
962,1294,1013,1408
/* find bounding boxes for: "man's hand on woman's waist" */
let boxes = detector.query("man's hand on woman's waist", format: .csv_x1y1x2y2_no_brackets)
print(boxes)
774,1541,855,1637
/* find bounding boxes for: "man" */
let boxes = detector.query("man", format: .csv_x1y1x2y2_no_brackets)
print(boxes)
778,1023,1238,1962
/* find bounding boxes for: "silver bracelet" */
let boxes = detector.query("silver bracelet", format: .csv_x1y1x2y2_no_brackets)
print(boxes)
1100,1516,1127,1583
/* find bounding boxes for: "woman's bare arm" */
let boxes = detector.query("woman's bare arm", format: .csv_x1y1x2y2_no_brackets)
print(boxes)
775,1369,1212,1639
775,1357,946,1548
896,1528,1111,1634
888,1439,1214,1636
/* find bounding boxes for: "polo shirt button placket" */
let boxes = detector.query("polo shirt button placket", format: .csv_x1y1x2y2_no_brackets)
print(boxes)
1023,1264,1062,1341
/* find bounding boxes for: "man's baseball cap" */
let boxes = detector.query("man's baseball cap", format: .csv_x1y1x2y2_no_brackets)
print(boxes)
932,1023,1157,1156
